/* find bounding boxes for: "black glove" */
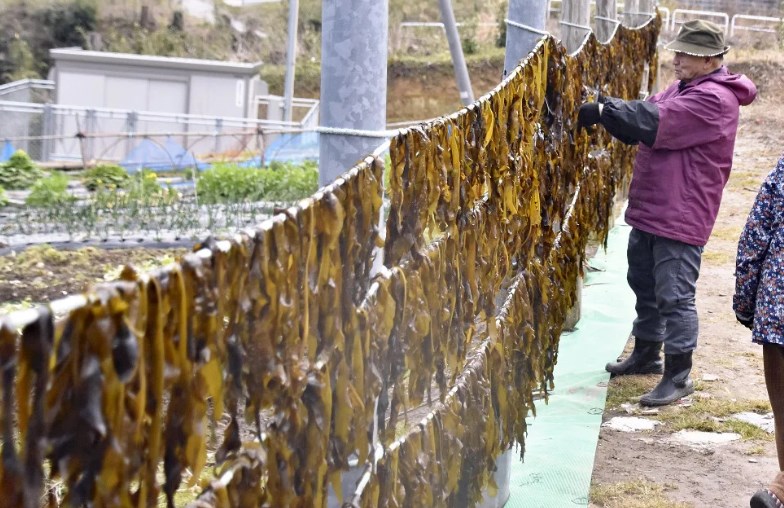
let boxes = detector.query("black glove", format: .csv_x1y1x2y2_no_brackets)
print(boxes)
735,311,754,330
577,102,602,130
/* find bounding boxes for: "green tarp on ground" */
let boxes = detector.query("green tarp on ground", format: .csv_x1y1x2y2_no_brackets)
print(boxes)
505,216,637,507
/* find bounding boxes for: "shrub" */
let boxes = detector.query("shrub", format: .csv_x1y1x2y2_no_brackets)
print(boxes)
0,150,46,190
263,160,319,201
196,163,263,204
26,172,74,207
83,164,130,191
0,186,8,207
196,161,319,204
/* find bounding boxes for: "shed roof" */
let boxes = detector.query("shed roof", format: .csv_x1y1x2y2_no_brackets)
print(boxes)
50,48,262,75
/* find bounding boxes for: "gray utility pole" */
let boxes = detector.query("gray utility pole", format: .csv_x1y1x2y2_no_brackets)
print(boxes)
640,0,656,25
595,0,618,43
438,0,474,106
318,0,389,186
561,0,592,54
503,0,549,77
283,0,299,122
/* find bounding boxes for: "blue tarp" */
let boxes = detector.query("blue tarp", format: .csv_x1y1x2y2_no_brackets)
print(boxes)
262,132,320,165
120,137,205,172
0,141,15,163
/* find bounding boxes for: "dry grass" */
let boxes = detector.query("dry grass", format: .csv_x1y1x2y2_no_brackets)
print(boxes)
590,479,692,508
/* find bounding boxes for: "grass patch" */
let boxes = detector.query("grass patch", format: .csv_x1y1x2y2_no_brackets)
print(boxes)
727,172,764,192
745,444,767,455
658,398,772,441
604,375,657,409
710,225,743,243
590,479,691,508
701,250,735,265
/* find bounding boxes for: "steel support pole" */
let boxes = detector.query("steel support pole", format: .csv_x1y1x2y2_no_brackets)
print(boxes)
624,0,641,27
283,0,299,122
596,0,618,43
561,0,592,54
318,0,389,186
438,0,474,105
503,0,549,76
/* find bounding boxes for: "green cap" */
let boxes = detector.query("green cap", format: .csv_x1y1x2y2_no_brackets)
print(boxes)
664,19,730,57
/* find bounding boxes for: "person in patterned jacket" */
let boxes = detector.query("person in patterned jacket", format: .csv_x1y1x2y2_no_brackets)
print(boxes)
734,155,784,508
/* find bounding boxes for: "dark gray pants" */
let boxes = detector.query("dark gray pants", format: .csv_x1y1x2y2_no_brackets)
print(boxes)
627,228,702,354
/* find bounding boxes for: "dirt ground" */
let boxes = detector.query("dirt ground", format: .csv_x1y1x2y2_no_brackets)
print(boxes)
589,52,784,508
0,47,782,508
0,245,187,313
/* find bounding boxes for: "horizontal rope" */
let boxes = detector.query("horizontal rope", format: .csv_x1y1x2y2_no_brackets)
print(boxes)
505,18,549,36
623,11,656,16
317,126,398,138
559,20,593,31
595,16,621,24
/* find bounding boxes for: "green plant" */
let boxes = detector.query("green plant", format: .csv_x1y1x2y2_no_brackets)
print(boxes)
195,161,319,205
82,164,130,191
496,1,508,48
0,150,45,190
461,20,479,55
196,163,262,204
0,186,8,207
263,160,319,201
26,172,74,207
2,35,39,82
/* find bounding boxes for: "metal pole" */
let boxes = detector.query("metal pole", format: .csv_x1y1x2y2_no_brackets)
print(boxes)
561,0,592,53
438,0,474,105
503,0,549,77
624,0,641,27
595,0,618,43
283,0,299,122
318,0,389,186
640,0,655,24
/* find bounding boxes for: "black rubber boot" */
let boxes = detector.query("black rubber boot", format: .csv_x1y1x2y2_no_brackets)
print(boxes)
750,488,784,508
605,337,664,376
640,352,695,407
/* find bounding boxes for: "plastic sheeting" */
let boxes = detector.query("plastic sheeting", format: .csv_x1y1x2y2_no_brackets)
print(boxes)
120,137,202,172
0,141,15,163
506,215,637,507
263,132,319,164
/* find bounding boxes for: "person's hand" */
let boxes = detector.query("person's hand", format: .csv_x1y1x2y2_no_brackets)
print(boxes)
577,102,602,130
735,311,754,330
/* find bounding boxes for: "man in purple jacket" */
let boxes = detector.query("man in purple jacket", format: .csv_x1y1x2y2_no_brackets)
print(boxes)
577,19,757,406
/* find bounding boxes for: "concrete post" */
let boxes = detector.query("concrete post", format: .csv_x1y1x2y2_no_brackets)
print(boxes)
438,0,474,105
125,111,138,159
503,0,549,77
283,0,299,122
318,0,389,186
41,104,53,162
85,109,97,161
595,0,618,43
561,0,592,53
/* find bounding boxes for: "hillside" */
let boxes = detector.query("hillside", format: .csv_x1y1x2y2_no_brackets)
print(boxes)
0,0,506,83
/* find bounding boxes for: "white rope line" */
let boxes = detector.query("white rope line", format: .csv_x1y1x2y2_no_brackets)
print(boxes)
595,16,621,24
623,11,656,16
317,126,399,138
559,20,593,31
504,18,549,36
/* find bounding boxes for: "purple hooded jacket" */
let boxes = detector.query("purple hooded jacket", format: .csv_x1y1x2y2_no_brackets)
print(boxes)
622,67,757,246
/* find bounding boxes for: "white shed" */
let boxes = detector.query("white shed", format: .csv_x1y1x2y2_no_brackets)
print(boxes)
49,48,265,119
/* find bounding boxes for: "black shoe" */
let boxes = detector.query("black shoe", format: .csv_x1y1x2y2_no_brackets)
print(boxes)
605,337,664,376
640,352,695,407
750,488,784,508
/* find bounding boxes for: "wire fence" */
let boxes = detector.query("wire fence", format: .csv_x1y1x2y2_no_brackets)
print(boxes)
0,87,319,170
